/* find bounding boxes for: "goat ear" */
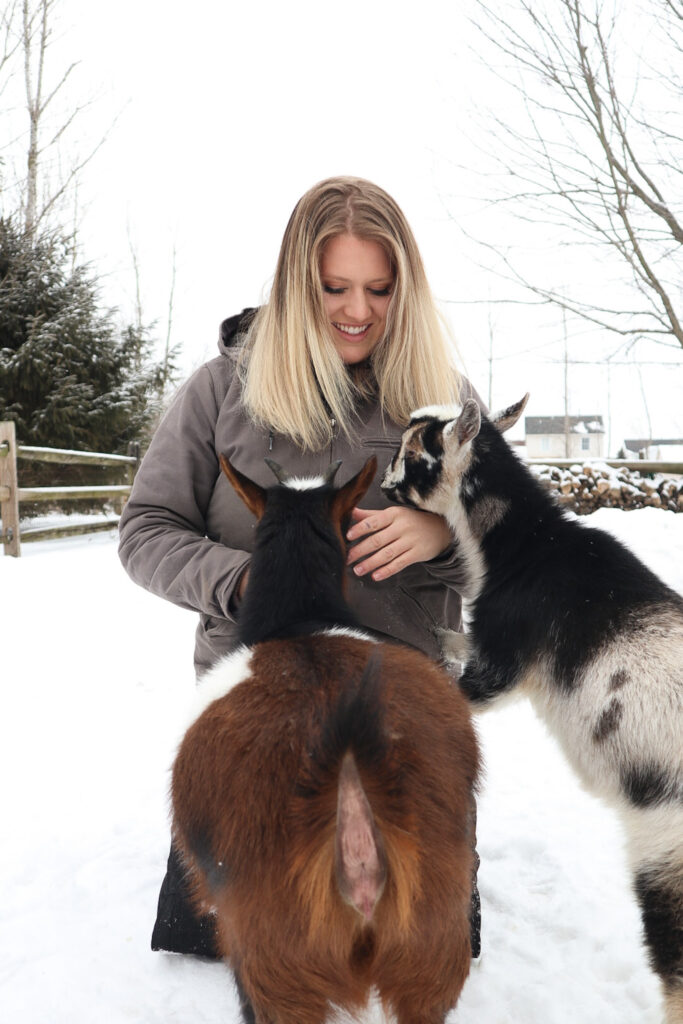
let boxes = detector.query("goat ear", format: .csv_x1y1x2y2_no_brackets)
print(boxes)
219,455,267,520
444,399,481,447
490,393,530,434
331,456,377,521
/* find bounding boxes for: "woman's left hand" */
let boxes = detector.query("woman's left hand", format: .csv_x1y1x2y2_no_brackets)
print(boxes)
346,506,452,581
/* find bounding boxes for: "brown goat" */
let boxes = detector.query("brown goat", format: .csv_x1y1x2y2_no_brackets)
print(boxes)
171,457,480,1024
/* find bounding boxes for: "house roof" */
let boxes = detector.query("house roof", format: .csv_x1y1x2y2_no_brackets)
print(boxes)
525,415,604,436
624,438,683,451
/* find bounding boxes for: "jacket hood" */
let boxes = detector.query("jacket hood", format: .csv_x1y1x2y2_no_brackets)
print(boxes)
218,308,258,355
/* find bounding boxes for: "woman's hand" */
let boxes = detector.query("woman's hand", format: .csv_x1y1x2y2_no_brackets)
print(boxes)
346,506,452,582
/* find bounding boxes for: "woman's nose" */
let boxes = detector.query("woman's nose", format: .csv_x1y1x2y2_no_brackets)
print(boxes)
344,288,371,321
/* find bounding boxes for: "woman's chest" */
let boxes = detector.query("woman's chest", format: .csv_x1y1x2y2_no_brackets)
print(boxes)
206,400,404,549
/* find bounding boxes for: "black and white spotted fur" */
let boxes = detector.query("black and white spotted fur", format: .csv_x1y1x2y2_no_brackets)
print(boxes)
382,395,683,1023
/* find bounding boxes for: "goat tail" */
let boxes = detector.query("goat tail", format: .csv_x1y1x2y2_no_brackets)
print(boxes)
290,649,421,945
336,748,387,923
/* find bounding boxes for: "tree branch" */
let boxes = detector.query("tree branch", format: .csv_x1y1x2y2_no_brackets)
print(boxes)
467,0,683,349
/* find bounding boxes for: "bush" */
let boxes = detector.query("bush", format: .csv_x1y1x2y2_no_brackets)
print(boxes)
0,218,170,458
0,217,173,512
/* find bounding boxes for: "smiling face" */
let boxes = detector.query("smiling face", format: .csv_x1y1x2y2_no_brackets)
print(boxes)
319,234,394,364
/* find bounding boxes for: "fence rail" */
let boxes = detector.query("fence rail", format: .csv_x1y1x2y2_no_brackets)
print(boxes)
16,444,137,468
0,421,139,557
3,421,682,558
526,457,683,475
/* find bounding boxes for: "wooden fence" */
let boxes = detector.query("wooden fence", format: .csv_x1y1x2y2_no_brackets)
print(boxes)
0,421,140,557
2,419,682,558
526,457,683,475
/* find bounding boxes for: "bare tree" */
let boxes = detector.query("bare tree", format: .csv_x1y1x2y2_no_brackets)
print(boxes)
0,2,21,185
468,0,683,351
163,243,177,387
2,0,111,237
0,2,20,90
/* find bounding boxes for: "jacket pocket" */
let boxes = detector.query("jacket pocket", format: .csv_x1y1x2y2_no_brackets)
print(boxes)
397,583,439,633
360,436,402,452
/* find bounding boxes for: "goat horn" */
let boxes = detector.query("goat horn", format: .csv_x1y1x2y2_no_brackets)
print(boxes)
324,460,343,485
264,458,290,484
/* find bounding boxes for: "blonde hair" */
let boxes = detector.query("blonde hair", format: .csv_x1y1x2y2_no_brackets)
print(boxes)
241,176,462,451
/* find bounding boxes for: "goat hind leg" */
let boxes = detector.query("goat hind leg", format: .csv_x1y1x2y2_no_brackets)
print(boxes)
392,999,449,1024
637,865,683,1024
233,971,329,1024
232,967,257,1024
632,850,683,1023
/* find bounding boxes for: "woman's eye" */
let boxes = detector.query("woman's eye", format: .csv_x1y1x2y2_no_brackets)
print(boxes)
323,284,392,296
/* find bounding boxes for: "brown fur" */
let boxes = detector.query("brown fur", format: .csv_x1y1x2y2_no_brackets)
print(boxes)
172,634,479,1024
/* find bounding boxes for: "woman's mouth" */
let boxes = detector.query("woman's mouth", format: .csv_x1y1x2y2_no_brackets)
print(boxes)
332,322,371,339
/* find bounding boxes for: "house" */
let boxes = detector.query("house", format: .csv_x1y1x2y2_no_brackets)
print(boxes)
623,438,683,460
525,415,605,459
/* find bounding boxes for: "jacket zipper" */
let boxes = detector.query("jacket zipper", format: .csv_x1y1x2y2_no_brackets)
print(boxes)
329,417,336,463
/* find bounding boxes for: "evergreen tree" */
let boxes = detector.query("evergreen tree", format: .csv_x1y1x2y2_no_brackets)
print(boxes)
0,217,171,454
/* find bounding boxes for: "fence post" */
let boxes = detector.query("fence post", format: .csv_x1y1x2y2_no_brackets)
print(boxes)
126,441,141,483
0,421,21,557
118,440,140,513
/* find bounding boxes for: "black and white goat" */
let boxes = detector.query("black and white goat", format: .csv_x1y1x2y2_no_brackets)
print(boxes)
382,395,683,1024
171,456,480,1024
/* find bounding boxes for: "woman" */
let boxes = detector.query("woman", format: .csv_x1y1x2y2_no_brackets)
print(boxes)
118,176,484,958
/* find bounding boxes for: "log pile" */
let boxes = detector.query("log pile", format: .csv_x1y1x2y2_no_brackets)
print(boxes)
530,462,683,515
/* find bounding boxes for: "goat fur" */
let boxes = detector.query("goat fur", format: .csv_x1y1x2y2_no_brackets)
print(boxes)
382,396,683,1024
171,456,480,1024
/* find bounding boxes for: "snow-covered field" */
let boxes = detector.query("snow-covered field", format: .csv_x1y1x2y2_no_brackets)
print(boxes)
1,507,681,1023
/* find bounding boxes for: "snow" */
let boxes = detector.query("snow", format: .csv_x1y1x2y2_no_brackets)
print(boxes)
1,509,681,1023
18,510,119,531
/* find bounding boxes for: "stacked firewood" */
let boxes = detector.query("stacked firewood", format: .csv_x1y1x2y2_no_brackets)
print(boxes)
530,462,683,514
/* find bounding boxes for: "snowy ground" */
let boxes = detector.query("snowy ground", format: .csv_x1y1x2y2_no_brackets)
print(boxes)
1,507,681,1023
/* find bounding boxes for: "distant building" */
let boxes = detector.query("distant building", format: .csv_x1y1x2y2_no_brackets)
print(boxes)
623,438,683,460
525,415,605,459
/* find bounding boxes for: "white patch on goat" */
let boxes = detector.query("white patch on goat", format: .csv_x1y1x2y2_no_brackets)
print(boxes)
439,444,486,602
282,475,327,491
380,452,405,491
386,414,487,602
327,988,396,1023
410,403,463,423
621,804,683,869
317,626,378,643
186,645,253,726
527,608,683,808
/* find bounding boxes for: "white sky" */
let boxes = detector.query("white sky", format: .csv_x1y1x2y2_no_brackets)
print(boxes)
4,0,682,452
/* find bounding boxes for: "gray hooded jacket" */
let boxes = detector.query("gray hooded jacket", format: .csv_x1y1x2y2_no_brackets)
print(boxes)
118,310,484,676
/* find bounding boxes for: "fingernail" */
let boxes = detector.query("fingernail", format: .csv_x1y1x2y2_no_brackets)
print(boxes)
354,564,365,576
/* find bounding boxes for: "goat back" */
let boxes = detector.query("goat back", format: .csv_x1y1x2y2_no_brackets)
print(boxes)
171,632,479,1019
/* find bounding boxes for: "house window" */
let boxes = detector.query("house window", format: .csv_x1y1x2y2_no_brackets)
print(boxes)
541,436,550,452
581,437,590,451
